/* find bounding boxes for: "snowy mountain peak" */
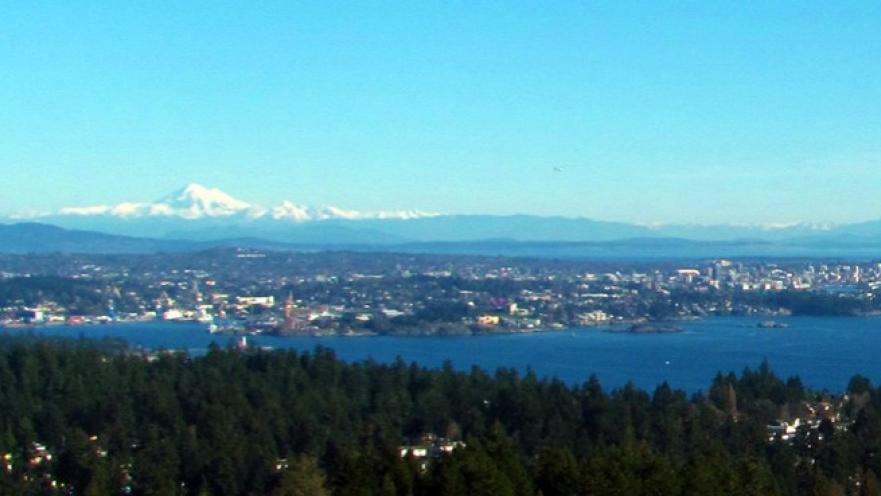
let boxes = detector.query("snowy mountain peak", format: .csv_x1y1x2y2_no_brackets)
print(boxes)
157,184,253,219
271,201,312,221
160,184,244,207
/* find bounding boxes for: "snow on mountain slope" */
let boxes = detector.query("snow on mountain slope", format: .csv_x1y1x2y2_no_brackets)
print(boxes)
157,184,258,219
47,184,436,222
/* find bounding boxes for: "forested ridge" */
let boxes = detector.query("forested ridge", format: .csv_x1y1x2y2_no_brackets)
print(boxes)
0,337,879,495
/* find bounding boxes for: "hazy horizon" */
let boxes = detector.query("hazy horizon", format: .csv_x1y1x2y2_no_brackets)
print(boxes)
0,181,860,229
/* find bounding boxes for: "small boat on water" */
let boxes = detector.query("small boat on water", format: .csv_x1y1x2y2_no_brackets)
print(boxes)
206,318,247,334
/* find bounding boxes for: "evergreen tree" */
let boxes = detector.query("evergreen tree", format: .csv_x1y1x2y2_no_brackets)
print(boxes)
271,455,329,496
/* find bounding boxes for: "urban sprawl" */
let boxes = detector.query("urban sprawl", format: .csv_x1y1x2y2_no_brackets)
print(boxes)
1,250,879,336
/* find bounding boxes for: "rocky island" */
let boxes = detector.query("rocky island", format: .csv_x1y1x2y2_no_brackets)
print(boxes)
611,323,683,334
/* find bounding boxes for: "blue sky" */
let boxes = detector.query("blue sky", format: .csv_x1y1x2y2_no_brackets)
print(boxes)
2,1,880,224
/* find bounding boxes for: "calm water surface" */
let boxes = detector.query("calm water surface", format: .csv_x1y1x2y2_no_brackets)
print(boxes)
5,316,881,393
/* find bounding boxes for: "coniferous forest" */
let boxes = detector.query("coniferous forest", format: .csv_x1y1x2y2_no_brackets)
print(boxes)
1,336,881,495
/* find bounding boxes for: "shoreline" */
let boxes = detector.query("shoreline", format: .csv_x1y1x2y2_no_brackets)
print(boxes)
2,315,881,394
4,313,880,339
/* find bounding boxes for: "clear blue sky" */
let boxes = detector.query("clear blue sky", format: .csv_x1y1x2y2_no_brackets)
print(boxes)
2,1,880,224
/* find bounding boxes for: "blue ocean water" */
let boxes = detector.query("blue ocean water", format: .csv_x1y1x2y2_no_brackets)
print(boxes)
5,316,880,393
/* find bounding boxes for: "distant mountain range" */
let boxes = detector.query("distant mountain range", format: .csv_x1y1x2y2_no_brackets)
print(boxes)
0,223,194,254
4,184,881,258
3,221,881,260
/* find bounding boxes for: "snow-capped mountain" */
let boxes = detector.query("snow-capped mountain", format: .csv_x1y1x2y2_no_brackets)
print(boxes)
51,184,436,222
58,184,260,219
156,184,260,219
3,184,868,248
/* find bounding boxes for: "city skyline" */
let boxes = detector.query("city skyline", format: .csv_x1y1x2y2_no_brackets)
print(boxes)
3,2,880,225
